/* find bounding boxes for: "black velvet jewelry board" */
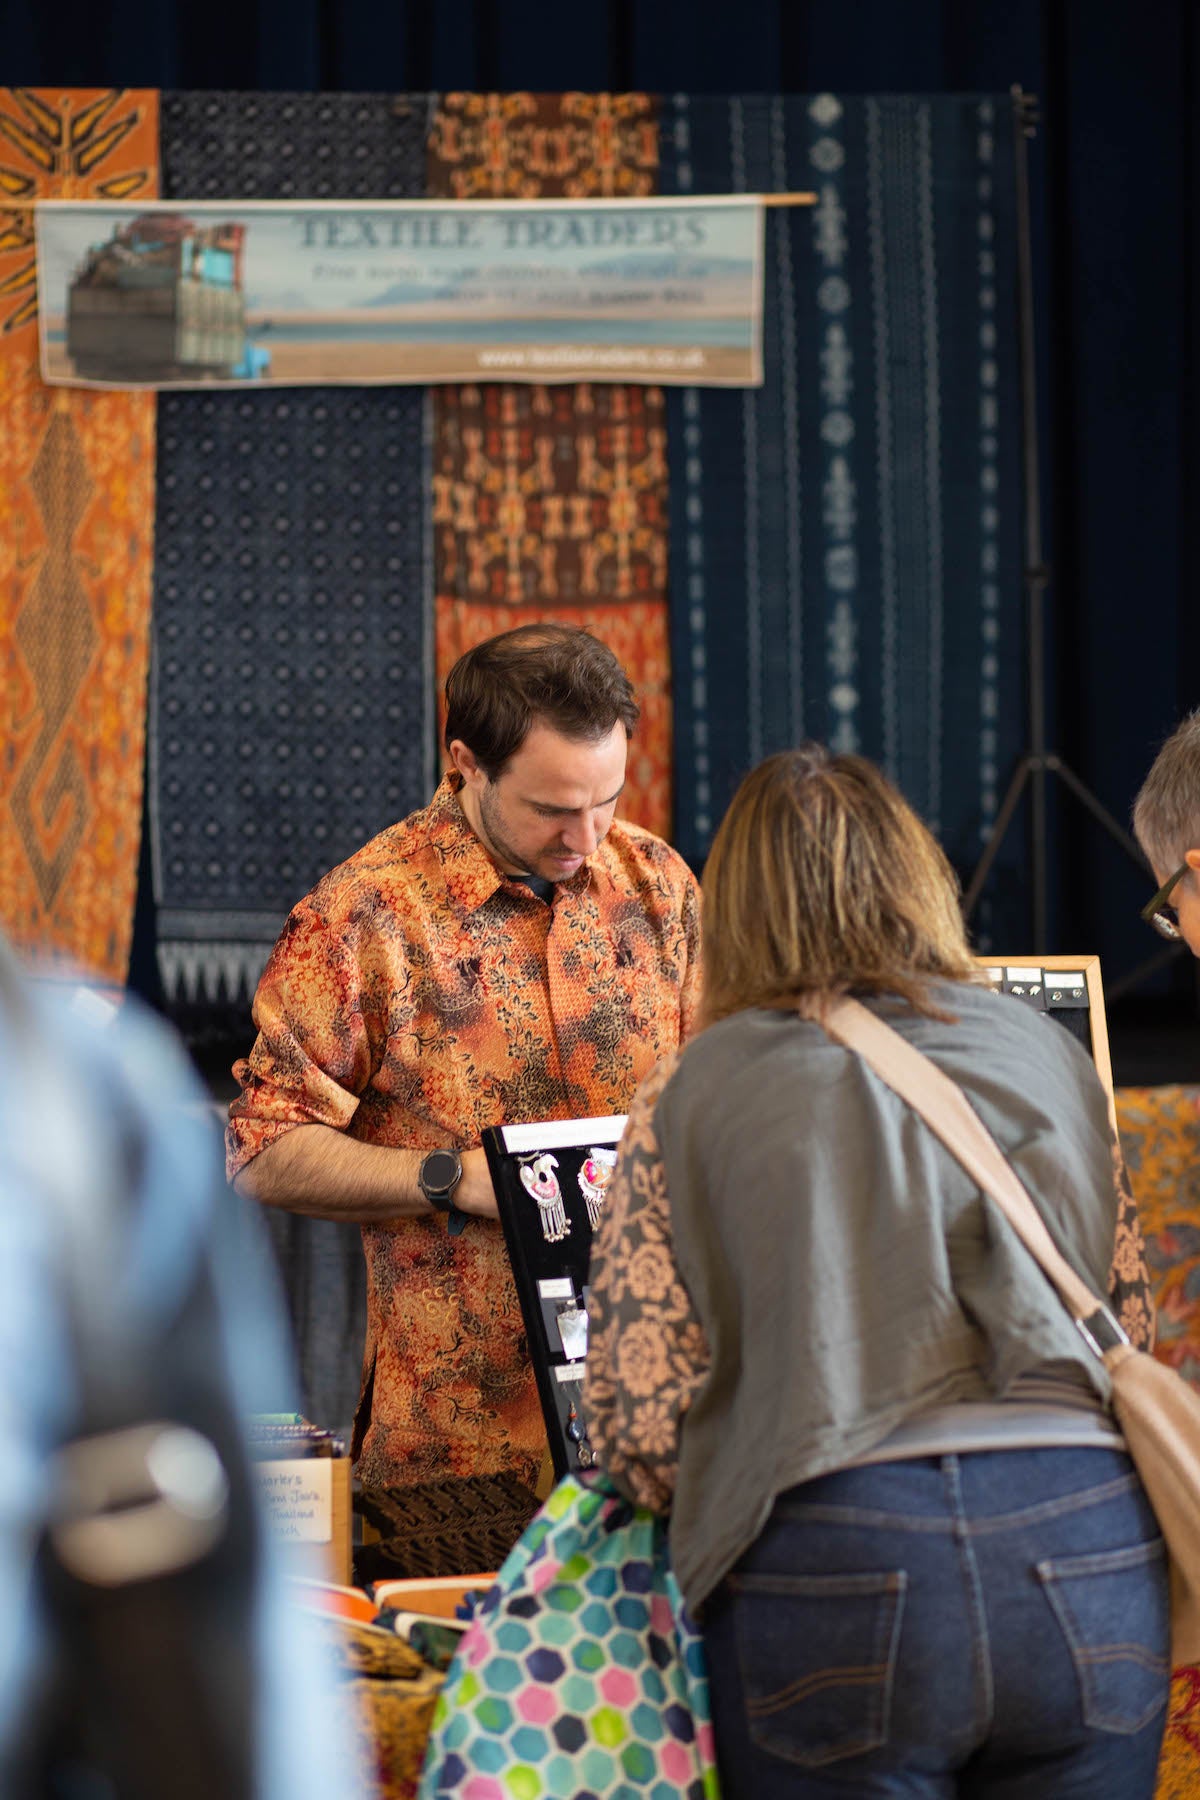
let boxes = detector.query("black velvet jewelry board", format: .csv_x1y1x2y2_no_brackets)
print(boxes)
978,956,1114,1108
484,1115,626,1480
485,962,1109,1483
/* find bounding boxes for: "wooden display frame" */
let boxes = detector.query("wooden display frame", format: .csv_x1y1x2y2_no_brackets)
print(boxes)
977,954,1114,1129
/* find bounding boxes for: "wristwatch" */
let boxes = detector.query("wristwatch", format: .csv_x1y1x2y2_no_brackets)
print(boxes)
418,1149,466,1234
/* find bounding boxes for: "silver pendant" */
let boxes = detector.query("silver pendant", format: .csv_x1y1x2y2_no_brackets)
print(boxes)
556,1301,589,1361
577,1146,618,1230
519,1152,569,1243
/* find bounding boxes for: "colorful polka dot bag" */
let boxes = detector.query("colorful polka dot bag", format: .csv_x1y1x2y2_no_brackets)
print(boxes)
418,1475,720,1799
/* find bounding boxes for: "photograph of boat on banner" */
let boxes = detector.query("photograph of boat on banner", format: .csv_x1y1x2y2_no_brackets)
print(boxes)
35,196,765,389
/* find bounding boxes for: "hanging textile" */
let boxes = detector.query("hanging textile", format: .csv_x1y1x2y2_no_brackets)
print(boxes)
150,92,434,1035
151,94,434,1443
0,87,158,991
427,93,673,840
660,94,1025,941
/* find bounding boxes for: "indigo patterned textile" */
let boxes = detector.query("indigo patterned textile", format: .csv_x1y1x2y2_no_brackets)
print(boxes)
661,95,1025,944
159,89,436,199
151,93,434,1027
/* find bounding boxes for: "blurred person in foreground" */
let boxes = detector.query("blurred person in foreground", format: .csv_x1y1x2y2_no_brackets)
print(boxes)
0,936,351,1800
585,745,1164,1799
1134,709,1200,956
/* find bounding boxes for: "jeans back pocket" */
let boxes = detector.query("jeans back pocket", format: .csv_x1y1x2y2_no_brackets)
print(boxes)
730,1568,906,1769
1036,1539,1170,1735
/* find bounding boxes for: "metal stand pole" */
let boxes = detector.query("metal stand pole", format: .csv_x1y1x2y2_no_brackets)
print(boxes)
963,88,1149,944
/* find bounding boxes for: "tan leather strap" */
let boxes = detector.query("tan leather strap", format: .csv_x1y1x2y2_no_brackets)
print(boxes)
822,995,1109,1332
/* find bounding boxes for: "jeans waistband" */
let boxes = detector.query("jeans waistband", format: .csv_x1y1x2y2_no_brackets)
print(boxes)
774,1447,1143,1535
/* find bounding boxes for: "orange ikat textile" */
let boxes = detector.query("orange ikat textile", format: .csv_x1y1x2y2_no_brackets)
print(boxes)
427,94,673,841
0,88,157,989
426,91,659,201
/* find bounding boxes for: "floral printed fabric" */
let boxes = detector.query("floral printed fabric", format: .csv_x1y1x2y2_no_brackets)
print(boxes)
1115,1086,1200,1386
587,1053,1156,1515
227,776,701,1489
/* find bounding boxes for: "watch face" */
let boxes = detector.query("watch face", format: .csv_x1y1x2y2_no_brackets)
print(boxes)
421,1149,460,1196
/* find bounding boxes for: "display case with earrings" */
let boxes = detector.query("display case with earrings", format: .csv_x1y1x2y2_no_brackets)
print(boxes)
483,1114,626,1479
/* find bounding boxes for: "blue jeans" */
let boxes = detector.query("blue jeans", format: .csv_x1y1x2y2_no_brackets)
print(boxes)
702,1448,1170,1798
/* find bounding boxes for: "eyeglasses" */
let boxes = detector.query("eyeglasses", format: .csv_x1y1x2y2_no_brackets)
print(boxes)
1141,863,1190,941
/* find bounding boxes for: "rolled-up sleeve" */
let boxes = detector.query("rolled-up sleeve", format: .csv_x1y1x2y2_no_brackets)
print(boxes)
225,901,376,1181
585,1054,710,1514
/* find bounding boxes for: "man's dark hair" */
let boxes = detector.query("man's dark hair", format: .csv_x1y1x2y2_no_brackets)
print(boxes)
443,624,640,778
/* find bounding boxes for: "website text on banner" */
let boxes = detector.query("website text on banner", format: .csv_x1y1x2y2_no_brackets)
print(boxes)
35,197,766,390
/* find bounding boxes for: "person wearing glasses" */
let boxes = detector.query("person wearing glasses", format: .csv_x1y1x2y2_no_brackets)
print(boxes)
1134,712,1200,954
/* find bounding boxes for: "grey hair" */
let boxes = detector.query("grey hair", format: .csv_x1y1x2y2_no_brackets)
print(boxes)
1132,711,1200,874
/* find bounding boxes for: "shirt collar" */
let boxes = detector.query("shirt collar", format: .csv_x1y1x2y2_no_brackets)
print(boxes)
424,774,608,913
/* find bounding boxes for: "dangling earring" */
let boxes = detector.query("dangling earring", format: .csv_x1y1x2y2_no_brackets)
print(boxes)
519,1152,569,1243
564,1386,595,1468
577,1147,617,1230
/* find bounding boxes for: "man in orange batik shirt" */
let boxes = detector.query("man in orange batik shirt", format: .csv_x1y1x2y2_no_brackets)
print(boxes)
227,624,701,1491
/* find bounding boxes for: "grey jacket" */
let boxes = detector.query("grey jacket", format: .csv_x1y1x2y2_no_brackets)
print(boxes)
653,983,1119,1611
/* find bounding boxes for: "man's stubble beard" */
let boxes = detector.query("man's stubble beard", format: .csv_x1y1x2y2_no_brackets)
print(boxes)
477,780,543,879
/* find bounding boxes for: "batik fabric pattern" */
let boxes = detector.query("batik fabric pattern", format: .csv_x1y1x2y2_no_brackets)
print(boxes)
660,95,1025,945
1115,1086,1200,1388
427,94,673,841
1158,1668,1200,1798
0,88,158,990
317,1614,443,1800
227,777,702,1490
1111,1095,1200,1800
151,93,432,1034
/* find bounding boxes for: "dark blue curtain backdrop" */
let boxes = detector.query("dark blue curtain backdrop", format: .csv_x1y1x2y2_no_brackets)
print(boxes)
9,0,1200,1007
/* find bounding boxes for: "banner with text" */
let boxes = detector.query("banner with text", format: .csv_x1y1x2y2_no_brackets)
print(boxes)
36,197,764,390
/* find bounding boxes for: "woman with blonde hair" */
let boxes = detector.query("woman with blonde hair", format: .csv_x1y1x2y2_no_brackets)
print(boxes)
585,744,1166,1799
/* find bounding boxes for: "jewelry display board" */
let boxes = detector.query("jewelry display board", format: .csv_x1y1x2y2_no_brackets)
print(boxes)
484,1115,626,1481
486,960,1112,1481
978,954,1115,1127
